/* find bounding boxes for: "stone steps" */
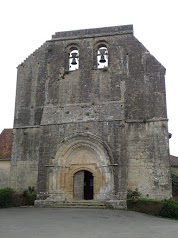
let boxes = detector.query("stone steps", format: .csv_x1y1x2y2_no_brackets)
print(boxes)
34,200,107,209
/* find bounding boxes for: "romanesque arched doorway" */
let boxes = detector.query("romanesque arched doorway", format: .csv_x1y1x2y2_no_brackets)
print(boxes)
47,133,114,201
74,170,93,200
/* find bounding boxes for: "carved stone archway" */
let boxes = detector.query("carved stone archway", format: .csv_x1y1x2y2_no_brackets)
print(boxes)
47,133,114,201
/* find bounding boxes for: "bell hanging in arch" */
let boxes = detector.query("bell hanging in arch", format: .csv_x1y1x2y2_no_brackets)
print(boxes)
71,58,77,65
71,52,78,65
99,54,106,63
99,48,106,63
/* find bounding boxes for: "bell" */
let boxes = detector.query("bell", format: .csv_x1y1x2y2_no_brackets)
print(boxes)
71,52,78,65
99,48,107,63
99,54,106,63
71,58,77,65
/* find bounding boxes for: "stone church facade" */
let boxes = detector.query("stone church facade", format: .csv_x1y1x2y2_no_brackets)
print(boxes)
10,25,172,208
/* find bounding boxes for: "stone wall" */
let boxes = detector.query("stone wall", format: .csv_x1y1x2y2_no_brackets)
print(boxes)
0,160,10,188
0,129,13,188
127,121,171,199
10,128,40,191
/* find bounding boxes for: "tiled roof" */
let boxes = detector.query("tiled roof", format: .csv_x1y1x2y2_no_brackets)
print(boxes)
0,129,13,160
170,155,178,167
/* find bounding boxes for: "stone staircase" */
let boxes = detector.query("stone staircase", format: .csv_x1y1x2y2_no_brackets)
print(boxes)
34,200,107,209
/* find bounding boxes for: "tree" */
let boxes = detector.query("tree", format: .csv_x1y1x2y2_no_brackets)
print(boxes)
171,169,178,196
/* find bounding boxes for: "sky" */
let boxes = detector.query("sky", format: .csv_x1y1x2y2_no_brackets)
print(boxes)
0,0,177,155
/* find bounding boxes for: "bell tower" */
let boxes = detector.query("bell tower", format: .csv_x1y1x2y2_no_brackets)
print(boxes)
11,25,172,208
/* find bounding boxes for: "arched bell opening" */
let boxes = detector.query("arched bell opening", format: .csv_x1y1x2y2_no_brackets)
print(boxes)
68,47,79,71
97,44,108,69
73,170,94,200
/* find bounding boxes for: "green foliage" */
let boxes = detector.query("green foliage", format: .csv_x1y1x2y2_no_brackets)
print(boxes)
127,188,141,199
26,193,36,205
159,199,178,219
171,169,178,185
23,186,36,206
127,198,178,219
0,187,14,208
127,198,163,216
171,169,178,196
11,193,26,207
0,186,37,208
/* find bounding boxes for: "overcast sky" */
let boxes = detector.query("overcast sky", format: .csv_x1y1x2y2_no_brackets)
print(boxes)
0,0,177,155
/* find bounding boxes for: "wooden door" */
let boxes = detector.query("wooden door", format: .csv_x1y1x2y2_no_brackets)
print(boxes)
74,171,84,200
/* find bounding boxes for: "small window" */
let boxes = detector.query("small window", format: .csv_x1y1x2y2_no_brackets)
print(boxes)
97,46,108,69
69,48,79,71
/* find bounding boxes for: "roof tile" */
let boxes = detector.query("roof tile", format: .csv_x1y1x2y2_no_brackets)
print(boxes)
0,129,13,160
